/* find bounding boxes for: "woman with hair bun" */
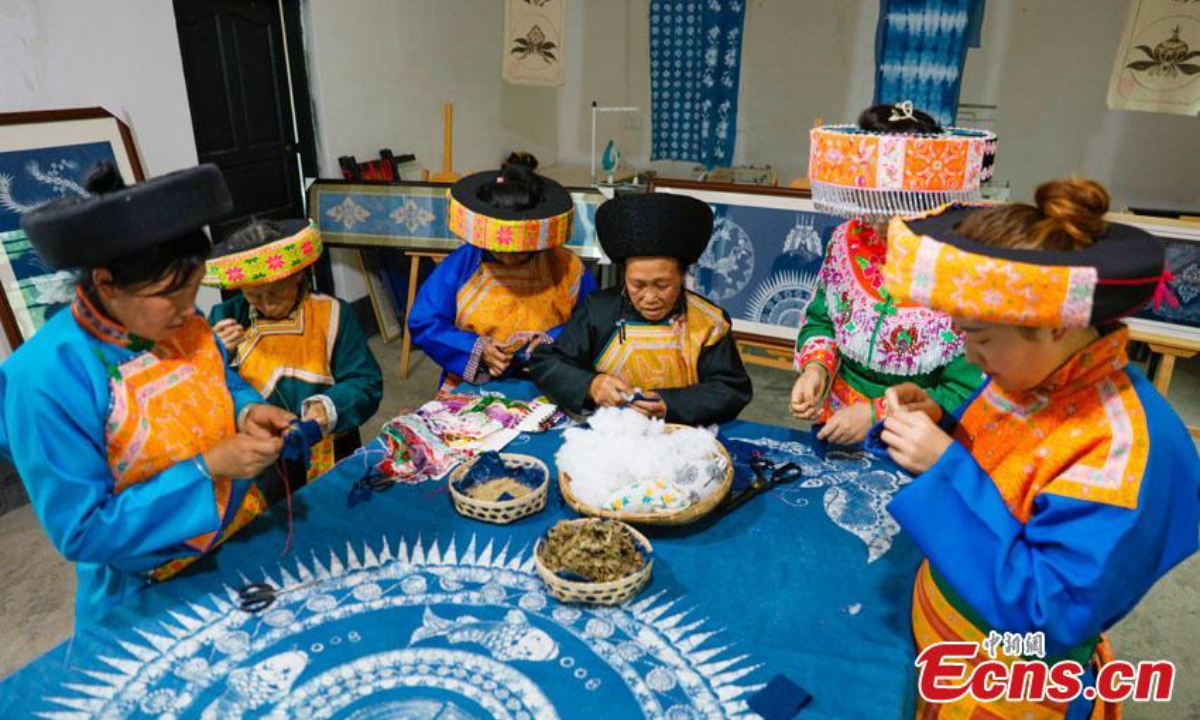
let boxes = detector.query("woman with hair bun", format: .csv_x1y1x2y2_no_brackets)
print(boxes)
408,156,598,387
880,177,1199,719
791,103,994,445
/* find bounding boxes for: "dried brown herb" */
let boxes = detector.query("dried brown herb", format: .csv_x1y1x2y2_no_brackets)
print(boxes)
465,478,532,502
539,520,643,583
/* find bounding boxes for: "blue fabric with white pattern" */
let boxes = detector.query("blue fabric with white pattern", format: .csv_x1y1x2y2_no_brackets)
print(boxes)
873,0,979,127
650,0,746,168
0,379,924,720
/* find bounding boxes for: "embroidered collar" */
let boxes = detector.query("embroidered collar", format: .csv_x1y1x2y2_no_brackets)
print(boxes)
71,287,156,352
821,220,965,377
992,326,1129,406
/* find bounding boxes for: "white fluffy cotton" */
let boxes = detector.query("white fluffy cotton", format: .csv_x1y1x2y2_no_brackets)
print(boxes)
556,407,722,509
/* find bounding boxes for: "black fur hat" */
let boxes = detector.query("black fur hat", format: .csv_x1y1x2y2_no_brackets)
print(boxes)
596,193,714,266
21,162,233,270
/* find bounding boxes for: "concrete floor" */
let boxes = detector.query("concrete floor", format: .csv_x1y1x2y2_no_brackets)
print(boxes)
1,335,1197,718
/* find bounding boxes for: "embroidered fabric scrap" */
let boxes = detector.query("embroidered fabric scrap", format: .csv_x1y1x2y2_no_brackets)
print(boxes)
377,394,555,483
604,478,691,514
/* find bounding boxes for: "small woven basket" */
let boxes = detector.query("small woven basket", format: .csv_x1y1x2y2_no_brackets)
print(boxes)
534,519,653,605
448,453,549,525
560,425,734,526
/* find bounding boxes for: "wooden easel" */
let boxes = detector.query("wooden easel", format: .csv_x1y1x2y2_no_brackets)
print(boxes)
404,103,460,380
422,103,462,184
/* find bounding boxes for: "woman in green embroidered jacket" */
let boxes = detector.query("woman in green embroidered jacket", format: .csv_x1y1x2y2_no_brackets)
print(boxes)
790,103,990,443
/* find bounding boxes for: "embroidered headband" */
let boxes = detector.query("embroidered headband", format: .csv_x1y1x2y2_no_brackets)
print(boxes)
205,220,323,289
808,122,997,220
883,204,1170,328
447,170,575,253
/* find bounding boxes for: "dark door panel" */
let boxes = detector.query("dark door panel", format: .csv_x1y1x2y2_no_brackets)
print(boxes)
174,0,303,240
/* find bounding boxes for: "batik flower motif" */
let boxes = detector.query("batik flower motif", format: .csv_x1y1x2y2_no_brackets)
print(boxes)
389,199,435,233
301,240,315,256
510,24,558,63
326,197,370,230
1126,26,1200,79
496,226,514,247
224,267,245,283
266,254,285,271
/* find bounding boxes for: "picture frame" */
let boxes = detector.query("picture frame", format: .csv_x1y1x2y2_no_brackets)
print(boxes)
649,179,844,343
356,249,404,343
0,107,144,349
1116,212,1200,345
309,179,608,261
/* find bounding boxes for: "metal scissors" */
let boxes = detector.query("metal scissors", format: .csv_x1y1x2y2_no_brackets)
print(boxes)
721,456,802,513
237,582,278,613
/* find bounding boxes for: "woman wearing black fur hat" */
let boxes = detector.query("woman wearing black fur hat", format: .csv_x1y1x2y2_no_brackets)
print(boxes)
0,162,293,628
530,193,753,425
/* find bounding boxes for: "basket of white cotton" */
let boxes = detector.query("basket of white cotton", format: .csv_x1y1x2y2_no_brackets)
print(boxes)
448,452,549,524
555,408,733,525
535,519,653,605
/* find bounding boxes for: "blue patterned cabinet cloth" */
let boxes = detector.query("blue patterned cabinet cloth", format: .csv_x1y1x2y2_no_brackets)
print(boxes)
310,182,607,261
0,380,922,720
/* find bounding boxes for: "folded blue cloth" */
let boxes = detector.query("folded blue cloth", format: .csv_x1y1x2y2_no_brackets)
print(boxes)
810,424,859,461
748,674,812,719
281,419,324,467
455,451,545,501
862,420,891,461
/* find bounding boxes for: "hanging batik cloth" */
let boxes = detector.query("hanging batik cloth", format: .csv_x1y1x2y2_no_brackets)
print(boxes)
503,0,566,86
649,0,746,169
873,0,980,127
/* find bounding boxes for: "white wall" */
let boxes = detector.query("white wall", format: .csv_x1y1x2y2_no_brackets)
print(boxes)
0,0,198,177
545,0,881,185
299,0,1200,300
302,0,568,299
299,0,884,299
959,0,1200,211
0,0,221,352
4,0,1197,310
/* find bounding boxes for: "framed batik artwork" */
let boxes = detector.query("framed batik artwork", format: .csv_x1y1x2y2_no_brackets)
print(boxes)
0,107,145,349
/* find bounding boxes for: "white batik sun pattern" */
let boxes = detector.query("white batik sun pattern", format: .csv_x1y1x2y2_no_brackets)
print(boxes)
730,437,911,563
37,536,765,720
744,270,818,329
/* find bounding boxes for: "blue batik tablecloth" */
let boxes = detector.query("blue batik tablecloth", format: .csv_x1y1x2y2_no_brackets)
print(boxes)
0,381,922,720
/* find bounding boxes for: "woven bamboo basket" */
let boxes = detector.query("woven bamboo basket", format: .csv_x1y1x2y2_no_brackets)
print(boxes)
534,519,653,605
448,453,549,525
559,425,734,526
